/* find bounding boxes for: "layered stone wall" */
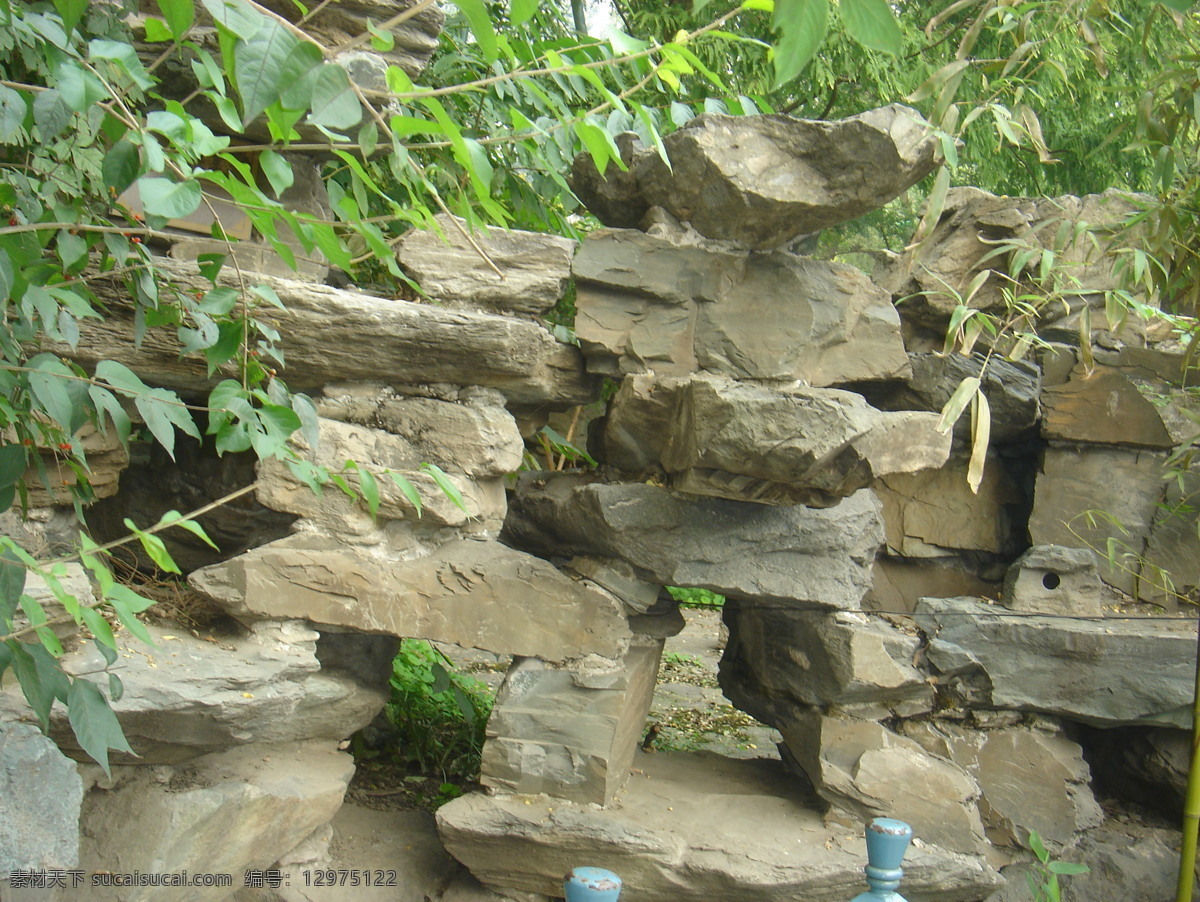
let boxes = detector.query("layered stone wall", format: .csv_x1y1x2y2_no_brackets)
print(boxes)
1,81,1196,902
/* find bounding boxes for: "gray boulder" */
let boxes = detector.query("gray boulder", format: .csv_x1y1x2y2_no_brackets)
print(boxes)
572,106,939,249
0,722,83,876
394,214,576,317
574,229,910,385
600,374,951,507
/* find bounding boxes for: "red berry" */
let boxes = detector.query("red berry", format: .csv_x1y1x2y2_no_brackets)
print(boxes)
131,236,142,244
7,218,16,226
57,442,71,451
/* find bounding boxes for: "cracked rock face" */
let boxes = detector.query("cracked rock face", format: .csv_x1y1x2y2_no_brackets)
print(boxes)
571,105,940,249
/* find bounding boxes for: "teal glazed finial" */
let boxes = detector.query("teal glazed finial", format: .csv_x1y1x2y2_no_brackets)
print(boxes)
850,818,913,902
564,867,622,902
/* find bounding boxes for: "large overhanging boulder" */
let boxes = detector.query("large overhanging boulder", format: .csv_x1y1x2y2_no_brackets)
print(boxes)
570,105,940,249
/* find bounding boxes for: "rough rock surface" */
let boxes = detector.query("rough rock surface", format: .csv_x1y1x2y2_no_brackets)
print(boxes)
438,751,1002,901
574,229,910,384
1002,545,1104,615
0,621,390,764
915,596,1195,727
1085,725,1188,814
875,452,1017,556
73,259,596,407
598,374,950,506
481,642,661,805
5,741,352,902
868,556,1001,613
779,712,987,855
191,535,633,664
503,474,884,609
572,106,939,249
1141,461,1200,608
394,215,575,317
0,722,83,875
1028,443,1167,596
720,608,932,721
900,721,1102,847
317,385,524,477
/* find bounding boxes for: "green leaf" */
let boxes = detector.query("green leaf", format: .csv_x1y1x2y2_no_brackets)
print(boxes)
157,510,219,550
102,139,141,195
421,462,468,514
278,40,324,110
144,16,175,42
1048,861,1090,876
52,0,87,34
448,0,498,63
510,0,538,25
155,0,195,40
89,39,154,90
135,388,201,461
0,85,26,142
33,89,71,139
96,360,149,396
200,0,262,39
0,549,27,618
108,672,124,703
11,641,65,729
0,444,27,490
138,176,202,219
124,518,181,573
357,466,380,518
772,0,828,87
80,604,116,649
28,357,80,433
387,471,422,516
260,149,293,197
67,677,135,776
308,64,362,130
235,21,298,127
1157,0,1193,9
839,0,902,55
1029,829,1050,863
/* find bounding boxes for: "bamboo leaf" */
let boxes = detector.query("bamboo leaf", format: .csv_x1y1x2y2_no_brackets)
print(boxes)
936,376,980,433
967,389,990,494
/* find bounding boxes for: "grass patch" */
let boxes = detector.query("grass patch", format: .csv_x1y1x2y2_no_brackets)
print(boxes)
666,586,726,608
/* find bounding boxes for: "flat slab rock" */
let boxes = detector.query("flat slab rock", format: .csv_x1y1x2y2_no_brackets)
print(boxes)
503,474,883,609
437,751,1001,901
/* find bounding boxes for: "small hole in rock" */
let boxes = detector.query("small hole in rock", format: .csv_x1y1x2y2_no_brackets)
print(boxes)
1042,572,1061,590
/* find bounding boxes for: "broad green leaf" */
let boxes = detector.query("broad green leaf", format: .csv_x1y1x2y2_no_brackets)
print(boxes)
157,510,219,550
0,549,27,620
0,249,12,302
1048,862,1090,876
96,359,149,396
138,176,202,219
278,40,325,110
11,641,64,728
155,0,195,40
0,85,26,142
108,672,124,703
200,0,261,39
107,585,155,647
80,605,115,649
102,140,141,195
772,0,828,87
308,64,362,130
123,519,181,573
33,89,71,139
235,21,298,127
89,39,154,90
448,0,498,63
574,121,613,175
135,17,169,43
260,149,293,197
511,0,538,25
367,19,394,52
52,0,87,33
840,0,902,55
0,445,26,488
56,61,106,112
67,677,135,776
28,357,80,433
197,253,225,282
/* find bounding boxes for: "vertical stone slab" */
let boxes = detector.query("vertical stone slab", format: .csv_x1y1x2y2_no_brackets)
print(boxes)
0,723,83,875
480,641,662,805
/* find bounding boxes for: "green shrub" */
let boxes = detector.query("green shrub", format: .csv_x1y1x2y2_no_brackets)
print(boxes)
667,586,726,608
